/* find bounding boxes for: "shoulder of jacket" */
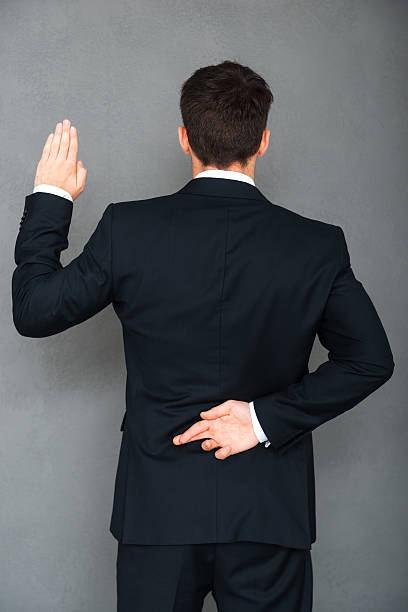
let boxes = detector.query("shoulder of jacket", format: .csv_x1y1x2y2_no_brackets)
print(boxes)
268,201,340,236
111,193,174,211
268,204,343,269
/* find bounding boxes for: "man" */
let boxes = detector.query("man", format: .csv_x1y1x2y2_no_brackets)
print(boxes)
12,61,394,611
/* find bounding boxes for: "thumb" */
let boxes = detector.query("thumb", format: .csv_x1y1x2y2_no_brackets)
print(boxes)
76,160,87,190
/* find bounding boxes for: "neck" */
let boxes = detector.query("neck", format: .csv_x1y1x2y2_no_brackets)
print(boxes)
192,159,255,182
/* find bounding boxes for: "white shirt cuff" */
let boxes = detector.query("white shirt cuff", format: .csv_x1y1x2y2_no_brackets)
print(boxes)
33,184,73,202
249,401,271,447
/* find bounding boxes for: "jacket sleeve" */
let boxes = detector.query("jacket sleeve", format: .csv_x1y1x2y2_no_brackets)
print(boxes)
12,192,114,338
253,225,395,455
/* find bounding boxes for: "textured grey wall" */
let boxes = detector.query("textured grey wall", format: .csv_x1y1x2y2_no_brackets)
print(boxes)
1,1,407,610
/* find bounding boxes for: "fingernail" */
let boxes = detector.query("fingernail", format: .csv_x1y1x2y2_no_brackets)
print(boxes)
70,126,75,131
63,119,69,126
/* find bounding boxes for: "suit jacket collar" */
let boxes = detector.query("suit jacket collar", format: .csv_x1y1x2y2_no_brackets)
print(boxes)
175,177,270,203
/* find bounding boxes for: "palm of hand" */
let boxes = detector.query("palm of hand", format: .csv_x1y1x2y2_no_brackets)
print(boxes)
34,119,87,201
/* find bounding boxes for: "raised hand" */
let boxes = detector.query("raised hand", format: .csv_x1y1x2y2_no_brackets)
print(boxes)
172,400,259,460
34,119,87,201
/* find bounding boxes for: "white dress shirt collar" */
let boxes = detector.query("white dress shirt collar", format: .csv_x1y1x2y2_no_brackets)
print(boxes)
194,169,255,186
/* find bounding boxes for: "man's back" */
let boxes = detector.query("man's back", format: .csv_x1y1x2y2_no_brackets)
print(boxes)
13,175,393,550
109,175,336,549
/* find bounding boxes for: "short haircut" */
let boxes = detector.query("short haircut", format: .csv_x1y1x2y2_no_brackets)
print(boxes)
180,60,274,168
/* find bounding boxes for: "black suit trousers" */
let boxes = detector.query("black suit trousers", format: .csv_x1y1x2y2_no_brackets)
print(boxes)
116,540,313,612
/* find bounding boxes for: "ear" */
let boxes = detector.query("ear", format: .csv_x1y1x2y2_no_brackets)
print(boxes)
257,129,270,158
178,126,191,155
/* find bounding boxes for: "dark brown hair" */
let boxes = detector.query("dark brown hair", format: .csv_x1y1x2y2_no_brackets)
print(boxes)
179,60,274,168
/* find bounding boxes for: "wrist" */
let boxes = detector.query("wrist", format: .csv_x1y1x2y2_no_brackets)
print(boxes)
33,183,74,202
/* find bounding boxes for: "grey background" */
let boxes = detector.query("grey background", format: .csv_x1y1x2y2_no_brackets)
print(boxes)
1,1,407,610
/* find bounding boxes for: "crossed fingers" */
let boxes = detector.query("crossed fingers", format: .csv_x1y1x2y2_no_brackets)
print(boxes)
173,402,233,460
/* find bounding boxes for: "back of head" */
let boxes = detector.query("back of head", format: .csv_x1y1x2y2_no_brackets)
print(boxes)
179,60,274,169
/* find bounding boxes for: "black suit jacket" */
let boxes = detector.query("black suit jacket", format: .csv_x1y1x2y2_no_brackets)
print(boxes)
12,177,394,550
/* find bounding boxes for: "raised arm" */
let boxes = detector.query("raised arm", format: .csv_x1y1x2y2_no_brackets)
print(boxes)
12,120,114,337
